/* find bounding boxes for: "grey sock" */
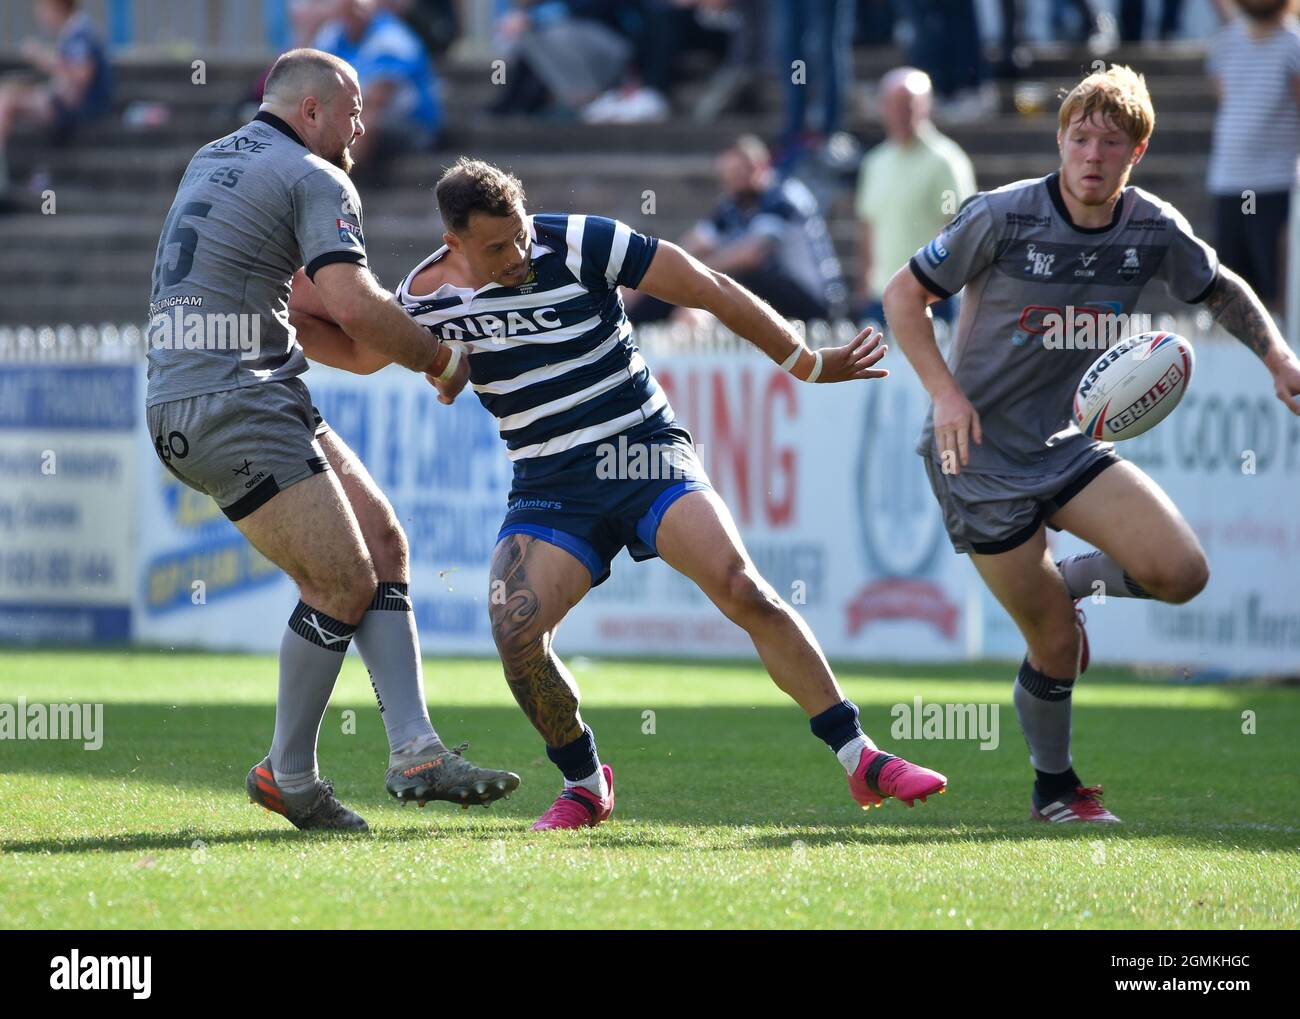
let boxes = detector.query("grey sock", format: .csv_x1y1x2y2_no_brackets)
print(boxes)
353,582,439,755
1057,550,1150,601
270,601,355,793
1013,658,1074,774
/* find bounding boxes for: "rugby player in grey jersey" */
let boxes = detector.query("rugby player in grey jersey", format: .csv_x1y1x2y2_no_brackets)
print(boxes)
884,66,1300,823
147,49,518,832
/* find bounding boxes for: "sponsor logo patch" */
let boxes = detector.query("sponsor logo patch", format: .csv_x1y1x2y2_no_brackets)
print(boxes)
924,237,949,269
337,218,363,245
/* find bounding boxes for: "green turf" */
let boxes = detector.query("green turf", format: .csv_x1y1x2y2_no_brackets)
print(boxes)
1,651,1296,929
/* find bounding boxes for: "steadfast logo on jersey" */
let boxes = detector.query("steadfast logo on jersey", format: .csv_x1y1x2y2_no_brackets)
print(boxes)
398,213,666,465
50,951,151,999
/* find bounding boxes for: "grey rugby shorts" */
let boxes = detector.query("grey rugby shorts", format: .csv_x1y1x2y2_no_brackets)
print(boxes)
146,377,332,521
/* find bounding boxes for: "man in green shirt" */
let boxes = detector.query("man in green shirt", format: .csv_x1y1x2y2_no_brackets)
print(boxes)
855,67,976,323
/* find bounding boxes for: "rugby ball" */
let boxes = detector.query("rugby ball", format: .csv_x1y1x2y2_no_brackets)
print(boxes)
1073,331,1194,441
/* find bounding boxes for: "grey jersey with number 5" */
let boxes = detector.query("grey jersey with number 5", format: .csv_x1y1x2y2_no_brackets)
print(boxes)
908,172,1218,477
146,112,368,407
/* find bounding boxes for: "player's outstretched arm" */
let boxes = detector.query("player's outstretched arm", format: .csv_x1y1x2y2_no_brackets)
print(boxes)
311,261,455,378
882,264,981,472
634,239,888,384
1201,265,1300,414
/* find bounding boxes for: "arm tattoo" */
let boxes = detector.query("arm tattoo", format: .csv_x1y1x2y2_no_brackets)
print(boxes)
1202,268,1279,362
488,536,584,747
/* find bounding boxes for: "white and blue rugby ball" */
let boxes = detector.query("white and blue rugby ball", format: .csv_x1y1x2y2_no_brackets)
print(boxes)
1073,331,1195,441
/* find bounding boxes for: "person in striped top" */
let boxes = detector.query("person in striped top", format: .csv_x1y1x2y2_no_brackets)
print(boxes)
366,157,947,829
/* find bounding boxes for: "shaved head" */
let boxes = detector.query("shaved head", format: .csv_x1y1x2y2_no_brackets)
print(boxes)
880,66,932,100
878,66,932,142
258,48,364,172
262,48,357,110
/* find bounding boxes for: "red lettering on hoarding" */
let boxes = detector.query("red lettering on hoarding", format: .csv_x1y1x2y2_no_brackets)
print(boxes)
647,363,801,528
762,370,796,526
711,369,752,523
845,579,960,639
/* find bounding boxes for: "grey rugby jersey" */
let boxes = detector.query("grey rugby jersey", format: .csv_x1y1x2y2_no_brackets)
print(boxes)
147,112,368,406
908,172,1218,477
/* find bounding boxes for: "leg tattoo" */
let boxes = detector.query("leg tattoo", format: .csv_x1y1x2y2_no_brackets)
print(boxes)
490,537,584,747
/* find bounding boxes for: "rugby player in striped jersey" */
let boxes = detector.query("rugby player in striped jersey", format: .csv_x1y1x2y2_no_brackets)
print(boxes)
299,157,948,828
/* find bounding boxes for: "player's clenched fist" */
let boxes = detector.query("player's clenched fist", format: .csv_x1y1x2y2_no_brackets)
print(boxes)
425,347,470,405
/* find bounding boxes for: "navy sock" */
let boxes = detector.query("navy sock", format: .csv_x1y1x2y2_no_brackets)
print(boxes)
1034,766,1082,806
809,699,863,752
546,726,600,782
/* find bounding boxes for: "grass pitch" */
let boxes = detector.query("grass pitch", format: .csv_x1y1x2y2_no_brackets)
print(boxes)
1,651,1296,929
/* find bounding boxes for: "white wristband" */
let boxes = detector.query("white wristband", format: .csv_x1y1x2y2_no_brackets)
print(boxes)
435,343,462,383
806,349,823,383
779,345,804,372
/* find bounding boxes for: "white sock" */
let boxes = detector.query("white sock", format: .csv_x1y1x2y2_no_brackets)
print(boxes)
564,767,608,799
835,734,876,774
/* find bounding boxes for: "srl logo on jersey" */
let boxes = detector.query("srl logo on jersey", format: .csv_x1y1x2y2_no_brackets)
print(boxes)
336,218,363,246
1024,243,1056,276
340,188,360,217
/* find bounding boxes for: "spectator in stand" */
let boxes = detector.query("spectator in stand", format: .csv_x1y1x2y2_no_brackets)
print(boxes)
855,68,975,323
690,0,767,123
776,0,856,163
247,0,337,115
313,0,441,179
993,0,1117,82
488,1,632,119
1118,0,1185,41
1047,0,1119,51
628,135,845,324
1207,0,1300,310
0,0,112,207
583,1,747,125
390,0,461,58
903,0,995,121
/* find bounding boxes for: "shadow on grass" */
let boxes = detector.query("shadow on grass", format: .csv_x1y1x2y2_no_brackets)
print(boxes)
2,695,1297,856
6,813,1297,858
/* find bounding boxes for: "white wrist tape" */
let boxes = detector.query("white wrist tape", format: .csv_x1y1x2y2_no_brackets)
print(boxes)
435,343,462,383
779,345,804,372
806,349,823,383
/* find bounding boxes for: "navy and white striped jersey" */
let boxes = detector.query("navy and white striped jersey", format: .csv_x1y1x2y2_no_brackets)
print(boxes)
396,213,673,474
